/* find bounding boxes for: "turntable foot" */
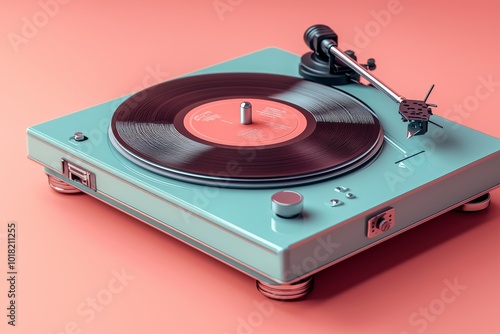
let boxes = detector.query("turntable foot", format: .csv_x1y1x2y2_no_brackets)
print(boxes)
46,174,81,194
455,193,491,212
256,276,314,301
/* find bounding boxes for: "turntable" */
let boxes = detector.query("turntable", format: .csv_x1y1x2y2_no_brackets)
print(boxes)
27,25,500,300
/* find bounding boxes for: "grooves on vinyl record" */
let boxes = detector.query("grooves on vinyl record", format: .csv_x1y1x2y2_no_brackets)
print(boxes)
109,73,384,188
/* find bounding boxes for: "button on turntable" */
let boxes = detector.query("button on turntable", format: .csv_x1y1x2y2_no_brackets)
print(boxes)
334,186,349,193
329,199,343,207
271,191,303,218
329,186,356,207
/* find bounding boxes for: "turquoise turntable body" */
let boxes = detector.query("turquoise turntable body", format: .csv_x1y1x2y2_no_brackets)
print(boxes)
27,47,500,300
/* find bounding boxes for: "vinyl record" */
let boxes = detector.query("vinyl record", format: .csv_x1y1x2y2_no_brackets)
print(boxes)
109,73,383,188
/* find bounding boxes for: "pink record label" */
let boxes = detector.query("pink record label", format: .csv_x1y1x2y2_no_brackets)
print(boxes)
184,98,308,147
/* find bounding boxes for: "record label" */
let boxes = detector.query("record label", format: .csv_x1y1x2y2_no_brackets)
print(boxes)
183,98,308,147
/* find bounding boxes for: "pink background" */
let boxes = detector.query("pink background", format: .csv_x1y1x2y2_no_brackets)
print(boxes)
2,0,500,333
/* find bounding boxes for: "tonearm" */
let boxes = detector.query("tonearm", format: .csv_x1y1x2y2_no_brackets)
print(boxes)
299,24,438,138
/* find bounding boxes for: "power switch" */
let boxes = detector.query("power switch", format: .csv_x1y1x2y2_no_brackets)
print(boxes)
376,217,391,231
367,208,395,238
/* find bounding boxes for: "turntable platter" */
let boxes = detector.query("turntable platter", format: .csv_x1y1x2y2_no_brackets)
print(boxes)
109,73,384,188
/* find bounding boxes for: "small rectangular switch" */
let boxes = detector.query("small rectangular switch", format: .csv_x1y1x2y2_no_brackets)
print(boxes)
366,208,395,238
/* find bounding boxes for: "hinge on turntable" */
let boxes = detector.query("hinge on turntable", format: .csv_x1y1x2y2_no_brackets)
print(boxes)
299,24,439,138
62,159,96,191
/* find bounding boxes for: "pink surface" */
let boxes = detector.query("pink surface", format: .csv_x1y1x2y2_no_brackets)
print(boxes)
2,0,500,333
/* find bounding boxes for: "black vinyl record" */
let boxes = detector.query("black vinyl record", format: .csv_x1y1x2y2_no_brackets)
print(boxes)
109,73,383,188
